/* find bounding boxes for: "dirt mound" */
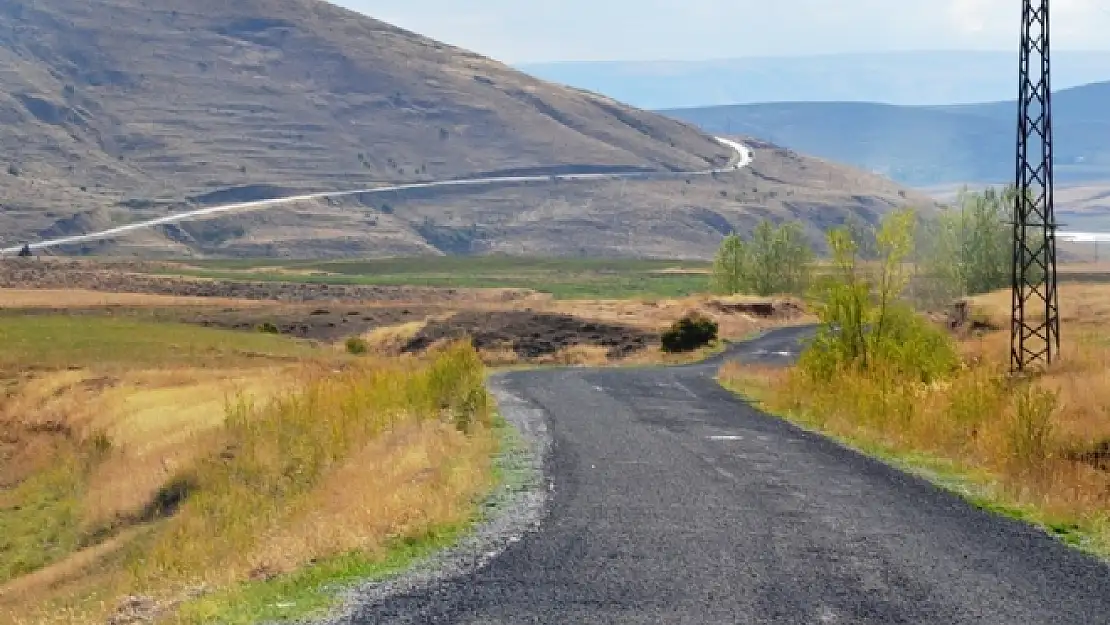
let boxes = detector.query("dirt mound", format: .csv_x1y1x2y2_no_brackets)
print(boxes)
402,311,656,359
0,260,531,305
704,297,805,319
938,300,1002,336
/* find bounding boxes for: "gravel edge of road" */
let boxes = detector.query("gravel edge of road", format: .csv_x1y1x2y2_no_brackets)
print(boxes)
313,375,553,625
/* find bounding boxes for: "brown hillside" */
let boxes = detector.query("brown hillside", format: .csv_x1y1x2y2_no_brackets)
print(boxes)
0,0,934,258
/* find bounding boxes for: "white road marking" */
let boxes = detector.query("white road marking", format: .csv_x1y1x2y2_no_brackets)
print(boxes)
671,380,700,399
707,435,744,441
714,466,737,480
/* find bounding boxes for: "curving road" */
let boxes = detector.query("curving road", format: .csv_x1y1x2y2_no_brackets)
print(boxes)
1,137,752,255
350,326,1110,624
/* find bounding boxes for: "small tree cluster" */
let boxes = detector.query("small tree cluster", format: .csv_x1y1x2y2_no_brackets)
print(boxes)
801,208,957,383
711,220,814,296
914,185,1018,304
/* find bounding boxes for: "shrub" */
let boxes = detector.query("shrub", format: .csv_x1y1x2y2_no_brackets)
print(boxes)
256,322,279,334
1006,382,1057,472
345,336,369,355
420,339,491,433
661,312,718,353
801,208,957,384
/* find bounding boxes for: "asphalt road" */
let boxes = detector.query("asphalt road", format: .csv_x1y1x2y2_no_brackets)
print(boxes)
352,325,1110,624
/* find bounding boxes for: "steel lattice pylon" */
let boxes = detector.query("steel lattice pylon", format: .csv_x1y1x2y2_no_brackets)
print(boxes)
1011,0,1060,373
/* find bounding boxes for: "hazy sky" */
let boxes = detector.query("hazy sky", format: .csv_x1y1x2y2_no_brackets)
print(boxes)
337,0,1110,62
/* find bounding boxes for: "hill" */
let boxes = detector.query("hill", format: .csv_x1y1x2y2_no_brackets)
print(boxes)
0,0,930,258
520,51,1110,109
659,81,1110,188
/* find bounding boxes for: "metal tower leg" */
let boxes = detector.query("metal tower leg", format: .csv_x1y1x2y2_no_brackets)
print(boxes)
1011,0,1060,373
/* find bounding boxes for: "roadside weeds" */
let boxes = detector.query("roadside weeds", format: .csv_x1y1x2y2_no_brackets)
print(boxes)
718,325,1110,558
1,323,498,625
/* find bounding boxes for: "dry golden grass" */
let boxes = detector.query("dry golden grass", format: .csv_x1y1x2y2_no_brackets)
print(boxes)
475,341,726,369
358,319,432,355
721,286,1110,554
969,282,1110,330
520,294,811,339
1,310,496,625
0,288,267,309
241,417,493,581
1,367,287,529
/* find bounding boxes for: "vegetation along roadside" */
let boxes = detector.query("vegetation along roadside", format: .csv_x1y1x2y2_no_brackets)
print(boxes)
714,186,1110,558
0,313,499,625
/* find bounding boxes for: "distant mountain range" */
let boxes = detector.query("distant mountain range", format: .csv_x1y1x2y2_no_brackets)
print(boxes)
518,51,1110,109
0,0,929,259
658,81,1110,187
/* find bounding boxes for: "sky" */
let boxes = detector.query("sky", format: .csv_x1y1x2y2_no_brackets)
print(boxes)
338,0,1110,63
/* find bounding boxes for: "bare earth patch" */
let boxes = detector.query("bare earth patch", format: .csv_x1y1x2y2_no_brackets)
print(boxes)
402,311,656,361
0,259,533,305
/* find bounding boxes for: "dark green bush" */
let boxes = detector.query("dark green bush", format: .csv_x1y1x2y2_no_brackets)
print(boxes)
345,336,369,355
256,322,279,334
661,312,718,353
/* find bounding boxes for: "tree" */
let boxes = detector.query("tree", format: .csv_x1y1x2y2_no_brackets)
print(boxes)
711,233,745,296
916,185,1015,302
802,208,956,382
710,220,814,296
844,213,880,260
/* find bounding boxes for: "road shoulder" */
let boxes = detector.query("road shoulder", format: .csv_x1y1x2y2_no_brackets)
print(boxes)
316,376,553,624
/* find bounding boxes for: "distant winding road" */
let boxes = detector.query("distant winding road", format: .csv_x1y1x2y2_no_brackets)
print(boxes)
1,137,752,255
348,326,1110,624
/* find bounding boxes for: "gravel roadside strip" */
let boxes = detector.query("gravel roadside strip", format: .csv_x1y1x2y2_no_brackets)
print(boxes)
304,374,553,625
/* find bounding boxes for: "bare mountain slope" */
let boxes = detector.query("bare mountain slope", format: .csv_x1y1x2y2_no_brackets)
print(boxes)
0,0,931,258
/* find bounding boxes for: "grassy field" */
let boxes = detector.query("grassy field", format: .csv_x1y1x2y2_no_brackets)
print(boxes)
160,256,713,300
152,255,1110,304
720,282,1110,558
0,311,498,625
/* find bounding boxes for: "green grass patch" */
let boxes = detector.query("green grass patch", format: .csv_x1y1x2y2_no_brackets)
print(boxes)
171,527,464,625
157,256,713,299
0,461,85,584
0,315,318,371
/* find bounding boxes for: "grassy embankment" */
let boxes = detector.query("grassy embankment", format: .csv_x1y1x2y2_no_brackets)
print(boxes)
721,282,1110,556
0,312,498,624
